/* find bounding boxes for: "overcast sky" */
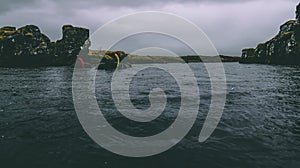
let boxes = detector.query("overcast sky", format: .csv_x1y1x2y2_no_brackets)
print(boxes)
0,0,299,56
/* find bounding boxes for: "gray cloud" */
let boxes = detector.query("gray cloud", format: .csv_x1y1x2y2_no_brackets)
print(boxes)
39,0,257,8
0,0,299,56
0,0,38,14
0,0,268,14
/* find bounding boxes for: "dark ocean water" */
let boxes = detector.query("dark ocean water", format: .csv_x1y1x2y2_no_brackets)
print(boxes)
0,63,299,168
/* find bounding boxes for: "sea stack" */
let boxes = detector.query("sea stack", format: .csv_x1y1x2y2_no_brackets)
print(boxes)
0,25,89,67
240,3,300,65
52,25,89,66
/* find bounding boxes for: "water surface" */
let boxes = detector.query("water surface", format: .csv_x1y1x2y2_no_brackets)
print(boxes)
0,63,299,168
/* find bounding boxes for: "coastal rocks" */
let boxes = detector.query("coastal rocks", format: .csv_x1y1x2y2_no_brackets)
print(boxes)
52,25,89,66
240,3,300,65
242,48,255,58
0,25,52,66
98,51,128,70
0,24,89,67
295,4,300,42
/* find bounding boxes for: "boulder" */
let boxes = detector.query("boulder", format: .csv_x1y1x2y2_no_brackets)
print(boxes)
98,51,128,70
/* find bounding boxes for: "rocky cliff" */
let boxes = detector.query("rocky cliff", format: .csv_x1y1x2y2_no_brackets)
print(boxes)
0,25,89,67
240,3,300,65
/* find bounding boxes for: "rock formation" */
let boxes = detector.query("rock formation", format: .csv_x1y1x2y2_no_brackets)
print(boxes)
98,50,128,70
52,25,89,66
240,3,300,65
0,25,89,67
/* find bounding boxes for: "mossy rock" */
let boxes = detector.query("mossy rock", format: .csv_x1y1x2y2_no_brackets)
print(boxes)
3,30,17,35
25,32,33,36
103,55,113,60
274,31,294,40
104,51,116,56
62,25,74,31
282,31,294,36
282,20,296,26
116,51,126,58
104,50,126,59
0,26,16,32
242,48,255,51
0,35,6,40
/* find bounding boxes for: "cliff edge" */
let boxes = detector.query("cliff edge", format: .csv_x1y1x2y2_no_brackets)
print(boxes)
240,3,300,65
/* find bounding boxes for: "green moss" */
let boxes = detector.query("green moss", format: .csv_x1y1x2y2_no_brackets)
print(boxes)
275,31,294,39
280,20,296,30
103,55,113,60
284,20,296,25
105,51,115,55
0,35,6,40
0,26,16,32
25,32,33,36
283,31,293,36
3,30,16,35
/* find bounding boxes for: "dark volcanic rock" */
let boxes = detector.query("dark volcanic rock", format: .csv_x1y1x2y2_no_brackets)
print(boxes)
0,25,52,66
98,50,128,70
240,3,300,65
52,25,89,66
240,48,256,63
0,24,89,67
295,3,300,42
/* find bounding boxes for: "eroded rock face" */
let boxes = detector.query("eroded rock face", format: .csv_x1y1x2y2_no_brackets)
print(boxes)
240,48,255,63
295,3,300,42
241,48,254,59
240,3,300,65
52,25,89,66
0,25,52,66
0,24,89,67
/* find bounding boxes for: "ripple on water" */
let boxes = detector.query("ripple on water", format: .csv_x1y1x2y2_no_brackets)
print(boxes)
0,63,299,167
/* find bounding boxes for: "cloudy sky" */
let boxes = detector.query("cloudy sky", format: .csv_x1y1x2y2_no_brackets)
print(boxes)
0,0,299,56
